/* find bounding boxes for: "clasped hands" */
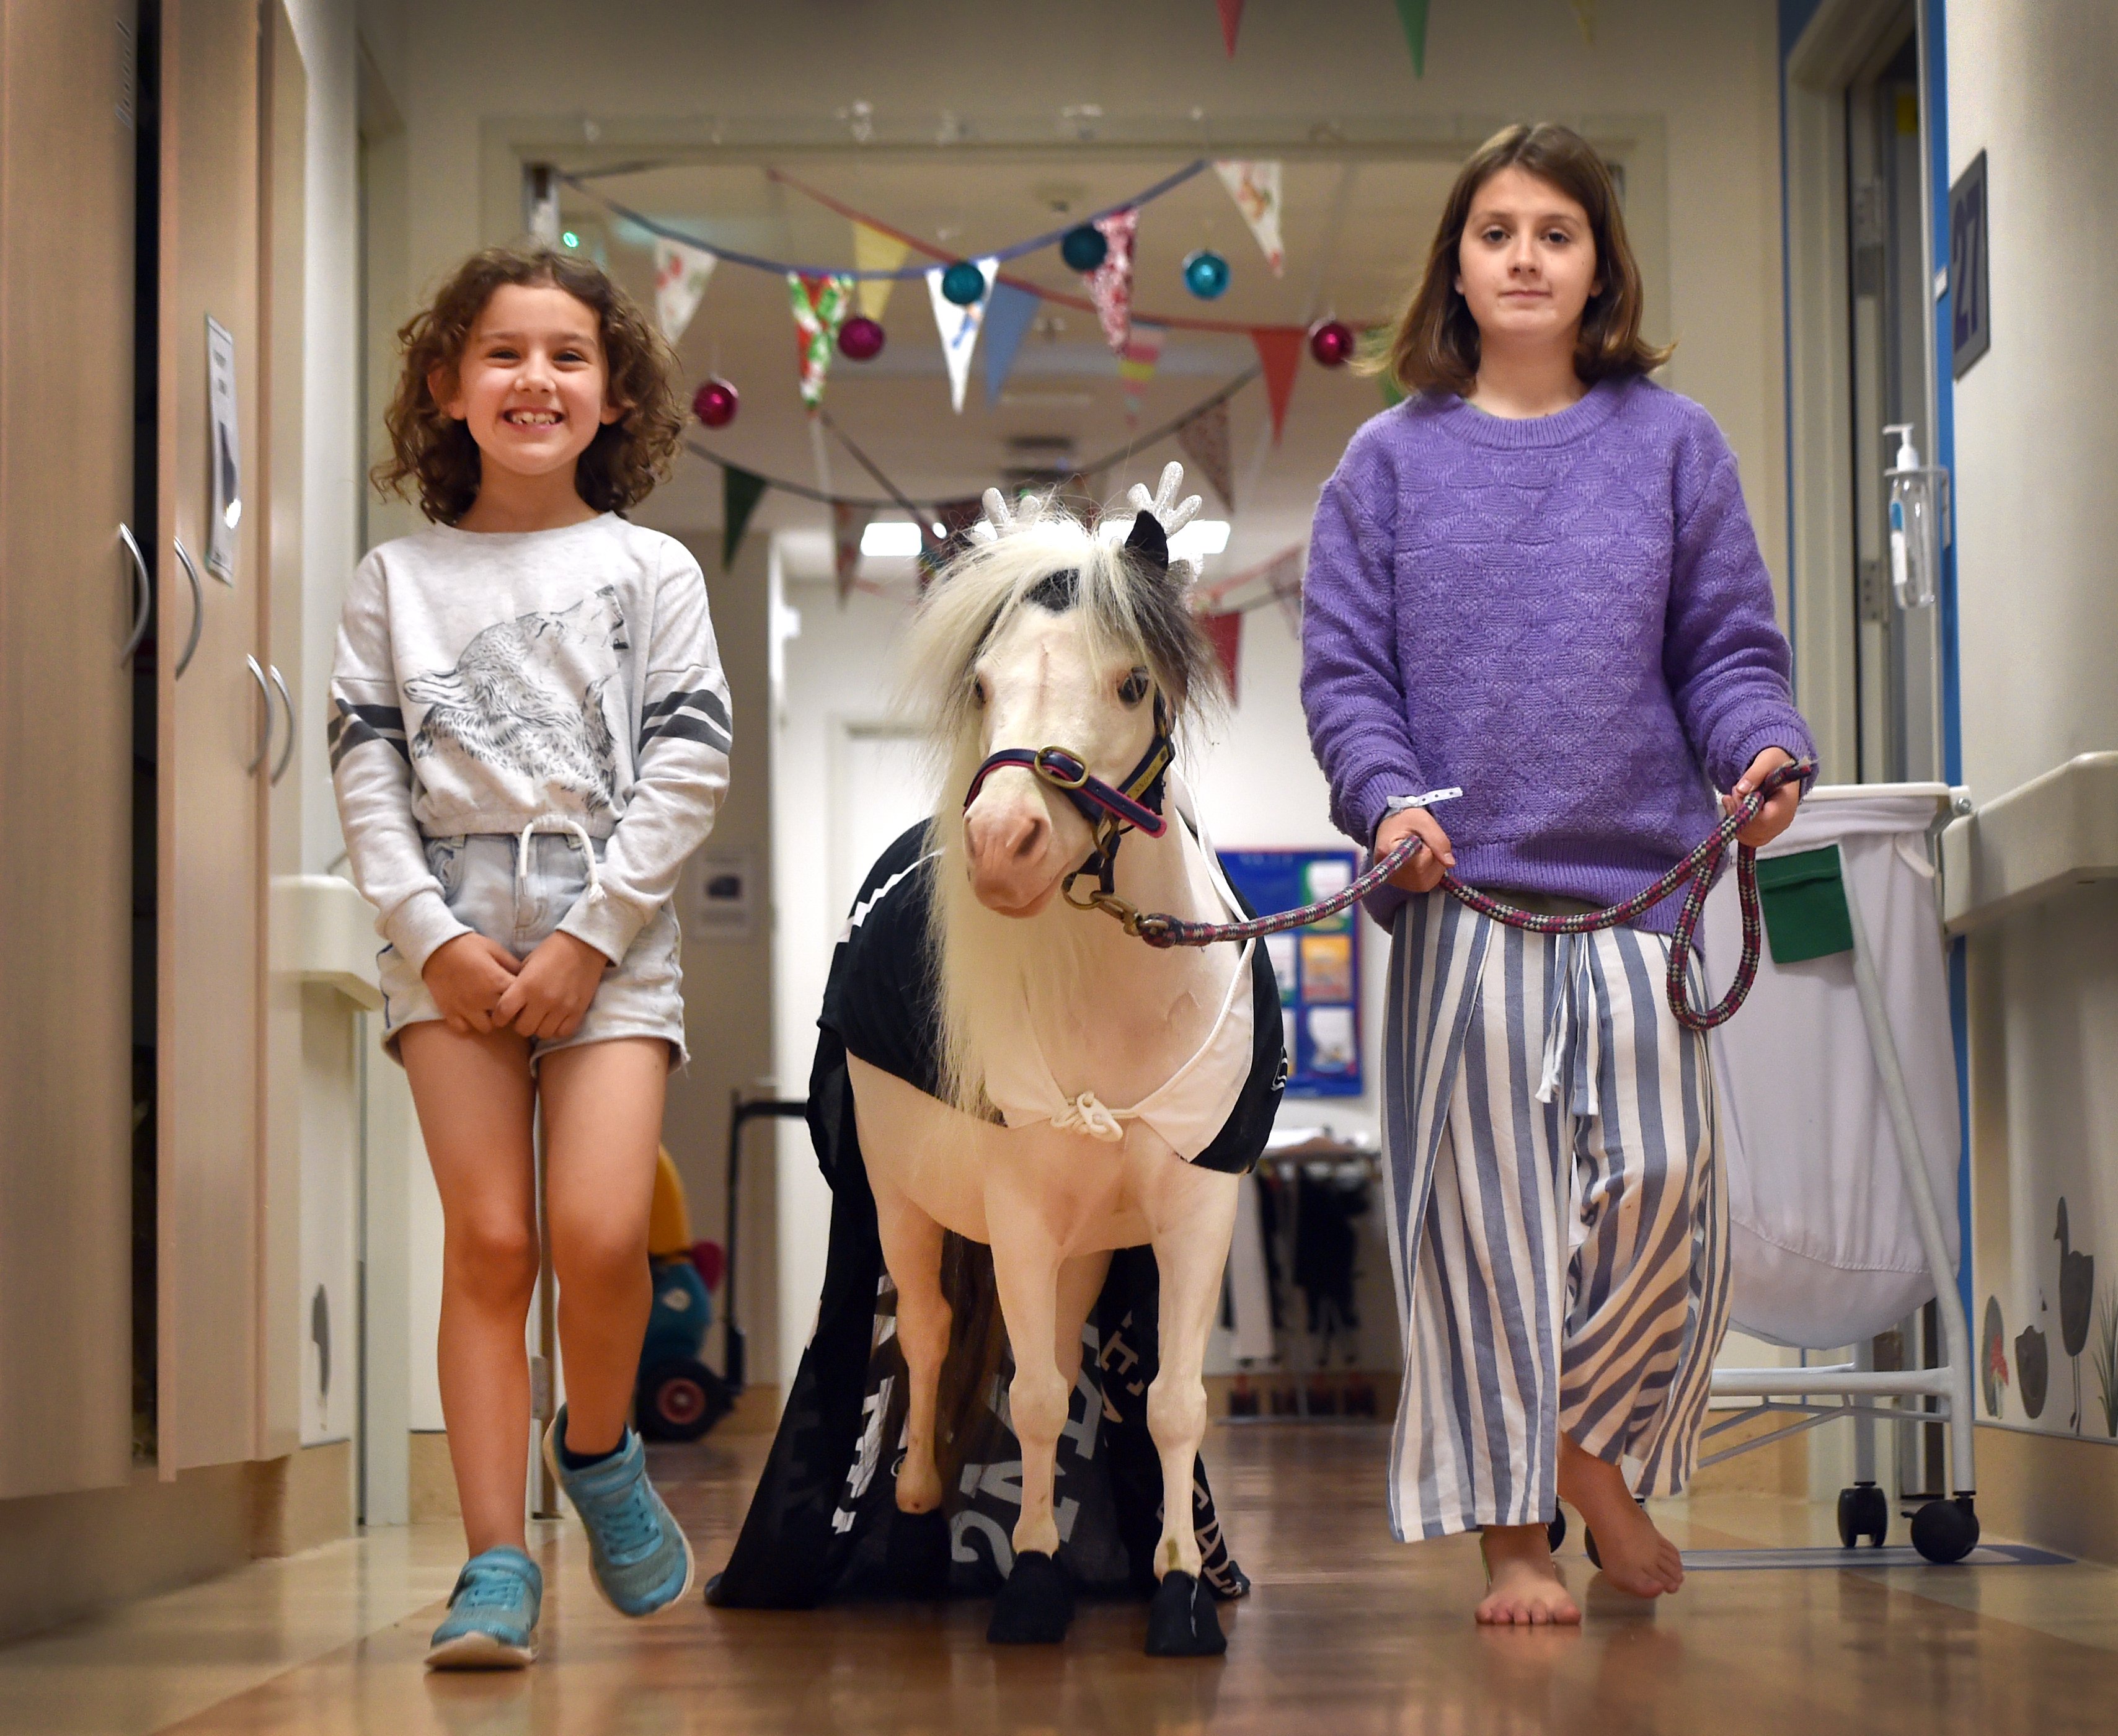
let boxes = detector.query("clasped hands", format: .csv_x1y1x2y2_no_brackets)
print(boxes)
1373,746,1804,896
421,928,609,1042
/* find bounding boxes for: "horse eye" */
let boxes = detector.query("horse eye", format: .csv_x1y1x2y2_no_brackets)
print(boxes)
971,676,989,709
1118,668,1150,707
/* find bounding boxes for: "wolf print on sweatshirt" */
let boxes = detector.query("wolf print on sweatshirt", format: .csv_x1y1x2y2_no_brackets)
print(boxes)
404,587,628,814
330,515,732,971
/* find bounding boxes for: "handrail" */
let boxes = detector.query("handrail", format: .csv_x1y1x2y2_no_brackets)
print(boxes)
1941,751,2118,932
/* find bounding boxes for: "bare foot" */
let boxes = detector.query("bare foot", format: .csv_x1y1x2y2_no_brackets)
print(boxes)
1475,1524,1582,1626
1557,1434,1684,1598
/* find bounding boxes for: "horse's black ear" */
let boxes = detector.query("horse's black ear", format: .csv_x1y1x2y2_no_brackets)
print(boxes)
1124,510,1170,575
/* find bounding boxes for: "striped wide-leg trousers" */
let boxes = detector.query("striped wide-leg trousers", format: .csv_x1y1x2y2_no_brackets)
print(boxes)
1380,892,1728,1541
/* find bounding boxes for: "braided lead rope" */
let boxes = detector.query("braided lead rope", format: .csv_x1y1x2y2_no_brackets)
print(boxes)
1128,760,1814,1035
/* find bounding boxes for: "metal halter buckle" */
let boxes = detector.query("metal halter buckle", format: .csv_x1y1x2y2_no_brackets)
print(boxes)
1031,746,1090,790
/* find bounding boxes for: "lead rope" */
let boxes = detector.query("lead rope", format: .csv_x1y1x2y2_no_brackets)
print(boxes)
1109,760,1813,1035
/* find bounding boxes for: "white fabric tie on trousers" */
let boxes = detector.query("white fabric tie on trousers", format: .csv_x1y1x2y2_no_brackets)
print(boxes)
515,817,606,908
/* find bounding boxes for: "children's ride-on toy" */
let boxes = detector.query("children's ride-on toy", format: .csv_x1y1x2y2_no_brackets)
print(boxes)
636,1147,732,1442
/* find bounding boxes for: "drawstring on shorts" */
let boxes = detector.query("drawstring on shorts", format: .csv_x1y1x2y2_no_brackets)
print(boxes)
515,818,606,910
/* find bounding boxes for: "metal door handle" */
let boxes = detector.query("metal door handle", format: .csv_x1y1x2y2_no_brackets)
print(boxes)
118,524,152,666
245,655,274,774
267,663,296,784
172,538,205,678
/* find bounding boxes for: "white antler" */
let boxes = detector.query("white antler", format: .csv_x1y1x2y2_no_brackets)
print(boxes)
1125,461,1203,538
967,486,1052,544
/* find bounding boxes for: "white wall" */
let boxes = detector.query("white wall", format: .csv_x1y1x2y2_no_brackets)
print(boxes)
1949,0,2118,1459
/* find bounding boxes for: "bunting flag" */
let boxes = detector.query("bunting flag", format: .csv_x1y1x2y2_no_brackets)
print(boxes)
787,273,854,409
653,238,717,345
831,500,871,604
1086,208,1140,355
1213,162,1285,276
1251,326,1304,443
926,257,996,412
1571,0,1597,43
1395,0,1429,76
1176,397,1236,511
982,280,1043,408
1262,545,1306,632
1198,609,1242,701
851,223,910,322
1118,325,1164,423
722,465,768,570
1215,0,1244,56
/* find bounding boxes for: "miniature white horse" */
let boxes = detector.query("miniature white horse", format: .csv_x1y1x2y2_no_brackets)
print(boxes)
848,469,1258,1654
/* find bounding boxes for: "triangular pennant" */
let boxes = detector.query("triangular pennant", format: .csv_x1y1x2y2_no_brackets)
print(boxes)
721,466,768,570
1213,161,1285,277
1571,0,1596,43
1176,397,1236,511
831,500,872,605
1251,327,1304,443
851,223,909,323
787,272,853,409
1263,546,1306,632
925,257,996,413
653,238,717,345
1216,0,1243,56
1085,208,1139,355
1118,325,1164,423
1198,609,1242,702
1394,0,1428,76
982,280,1043,408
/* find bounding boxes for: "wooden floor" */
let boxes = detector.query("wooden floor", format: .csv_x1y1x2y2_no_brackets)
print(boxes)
4,1423,2116,1734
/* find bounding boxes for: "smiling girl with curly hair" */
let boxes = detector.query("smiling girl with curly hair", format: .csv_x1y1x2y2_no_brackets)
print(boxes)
336,245,729,1667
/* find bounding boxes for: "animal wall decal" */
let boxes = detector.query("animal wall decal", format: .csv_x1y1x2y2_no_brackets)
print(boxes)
2016,1299,2049,1422
1981,1296,2008,1418
2056,1197,2094,1434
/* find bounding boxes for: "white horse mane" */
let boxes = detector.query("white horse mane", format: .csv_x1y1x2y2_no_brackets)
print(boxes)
897,497,1225,1118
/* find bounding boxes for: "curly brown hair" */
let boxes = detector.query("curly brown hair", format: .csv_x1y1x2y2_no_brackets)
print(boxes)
373,245,685,524
1375,122,1672,400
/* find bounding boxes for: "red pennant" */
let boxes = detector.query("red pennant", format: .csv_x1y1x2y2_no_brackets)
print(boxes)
1252,328,1304,443
1216,0,1243,56
1199,610,1242,702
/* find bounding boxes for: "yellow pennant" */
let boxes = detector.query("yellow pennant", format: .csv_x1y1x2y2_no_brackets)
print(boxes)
851,223,910,322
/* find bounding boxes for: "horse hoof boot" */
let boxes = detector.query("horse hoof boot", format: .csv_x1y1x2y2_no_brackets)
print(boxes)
1144,1570,1226,1657
886,1507,951,1600
987,1550,1073,1644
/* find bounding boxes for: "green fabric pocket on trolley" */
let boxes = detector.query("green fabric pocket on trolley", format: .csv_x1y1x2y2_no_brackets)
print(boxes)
1755,844,1854,964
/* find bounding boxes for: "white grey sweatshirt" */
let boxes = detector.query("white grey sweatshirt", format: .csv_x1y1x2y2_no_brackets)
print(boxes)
329,514,731,971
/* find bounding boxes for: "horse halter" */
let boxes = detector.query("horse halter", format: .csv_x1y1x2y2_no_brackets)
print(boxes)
960,691,1176,925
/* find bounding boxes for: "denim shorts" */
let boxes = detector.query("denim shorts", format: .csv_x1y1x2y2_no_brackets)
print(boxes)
377,830,688,1070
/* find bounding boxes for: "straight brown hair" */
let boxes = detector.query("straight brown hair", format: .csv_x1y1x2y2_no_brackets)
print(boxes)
374,245,685,525
1376,123,1672,399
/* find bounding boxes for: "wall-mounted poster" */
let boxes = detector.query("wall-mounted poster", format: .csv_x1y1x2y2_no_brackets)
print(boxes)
1218,848,1362,1097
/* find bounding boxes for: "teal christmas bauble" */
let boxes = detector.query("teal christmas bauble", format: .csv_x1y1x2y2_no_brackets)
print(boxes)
1182,249,1231,299
941,260,986,306
1060,224,1107,272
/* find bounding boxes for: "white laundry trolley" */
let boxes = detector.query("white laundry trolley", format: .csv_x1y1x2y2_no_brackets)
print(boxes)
1696,782,1978,1563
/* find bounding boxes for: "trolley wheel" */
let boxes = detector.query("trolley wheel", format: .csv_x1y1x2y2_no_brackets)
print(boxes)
636,1357,732,1442
1910,1496,1980,1565
1837,1482,1890,1548
1546,1510,1567,1555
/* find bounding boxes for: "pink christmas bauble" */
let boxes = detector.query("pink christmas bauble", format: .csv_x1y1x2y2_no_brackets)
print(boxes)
692,376,739,428
1308,319,1355,366
838,316,886,361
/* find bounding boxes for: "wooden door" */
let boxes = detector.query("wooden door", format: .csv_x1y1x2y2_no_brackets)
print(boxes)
257,0,305,1460
0,1,140,1498
157,0,265,1474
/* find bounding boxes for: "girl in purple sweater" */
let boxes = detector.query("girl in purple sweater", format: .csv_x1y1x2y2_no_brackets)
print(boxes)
1301,123,1815,1624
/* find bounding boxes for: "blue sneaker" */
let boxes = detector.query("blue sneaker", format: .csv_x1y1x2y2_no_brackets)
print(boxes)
425,1546,541,1668
544,1409,695,1617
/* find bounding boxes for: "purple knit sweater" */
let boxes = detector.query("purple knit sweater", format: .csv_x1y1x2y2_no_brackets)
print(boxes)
1300,376,1816,934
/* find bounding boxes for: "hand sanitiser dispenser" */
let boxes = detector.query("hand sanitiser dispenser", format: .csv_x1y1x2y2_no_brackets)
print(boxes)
1883,423,1947,611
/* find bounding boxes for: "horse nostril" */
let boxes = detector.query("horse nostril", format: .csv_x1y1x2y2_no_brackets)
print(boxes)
1011,815,1048,862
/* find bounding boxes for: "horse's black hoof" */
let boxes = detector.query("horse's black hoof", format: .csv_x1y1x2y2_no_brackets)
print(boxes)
886,1506,952,1600
1145,1569,1227,1657
987,1550,1073,1644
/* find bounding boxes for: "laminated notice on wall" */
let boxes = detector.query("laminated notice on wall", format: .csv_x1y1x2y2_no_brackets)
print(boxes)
1220,848,1363,1099
206,316,241,582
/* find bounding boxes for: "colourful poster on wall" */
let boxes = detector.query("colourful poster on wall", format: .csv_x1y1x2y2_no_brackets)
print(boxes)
1218,848,1362,1098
